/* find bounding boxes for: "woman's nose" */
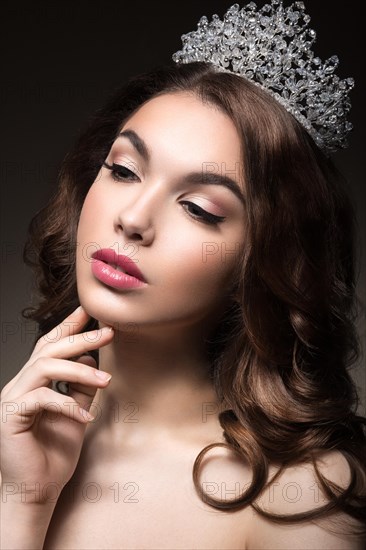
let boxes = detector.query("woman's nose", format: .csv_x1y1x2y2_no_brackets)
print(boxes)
114,183,161,245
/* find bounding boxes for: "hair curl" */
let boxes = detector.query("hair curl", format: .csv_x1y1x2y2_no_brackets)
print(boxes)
22,62,366,534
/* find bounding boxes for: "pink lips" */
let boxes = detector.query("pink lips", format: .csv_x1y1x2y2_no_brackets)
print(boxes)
91,249,147,290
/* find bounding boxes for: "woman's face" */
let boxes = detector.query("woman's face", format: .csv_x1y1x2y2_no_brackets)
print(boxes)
76,92,247,335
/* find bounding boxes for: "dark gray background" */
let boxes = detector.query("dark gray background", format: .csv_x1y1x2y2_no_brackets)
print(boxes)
1,0,365,413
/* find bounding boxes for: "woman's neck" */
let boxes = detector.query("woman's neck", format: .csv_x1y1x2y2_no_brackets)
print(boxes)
85,323,223,450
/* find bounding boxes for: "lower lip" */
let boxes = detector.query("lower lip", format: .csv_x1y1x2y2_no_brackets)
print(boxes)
91,259,147,290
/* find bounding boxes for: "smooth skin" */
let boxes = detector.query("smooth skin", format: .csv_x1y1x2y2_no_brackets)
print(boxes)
0,307,114,548
1,92,364,549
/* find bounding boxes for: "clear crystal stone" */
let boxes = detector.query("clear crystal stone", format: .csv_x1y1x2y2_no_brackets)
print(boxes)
172,0,354,153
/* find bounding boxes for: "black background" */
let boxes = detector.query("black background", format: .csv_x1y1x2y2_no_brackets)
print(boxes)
1,0,365,410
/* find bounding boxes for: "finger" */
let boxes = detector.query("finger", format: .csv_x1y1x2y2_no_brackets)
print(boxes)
33,305,91,353
34,326,114,361
3,327,113,398
58,354,99,403
4,356,112,401
2,307,99,395
1,387,95,430
56,381,99,415
66,354,98,395
67,385,100,415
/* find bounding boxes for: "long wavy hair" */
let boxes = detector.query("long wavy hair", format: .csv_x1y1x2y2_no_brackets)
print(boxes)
22,62,366,533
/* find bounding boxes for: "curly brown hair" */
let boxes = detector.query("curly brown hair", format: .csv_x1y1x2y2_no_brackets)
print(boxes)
22,62,366,533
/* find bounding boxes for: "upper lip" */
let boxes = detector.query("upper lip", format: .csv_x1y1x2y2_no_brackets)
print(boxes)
92,249,146,282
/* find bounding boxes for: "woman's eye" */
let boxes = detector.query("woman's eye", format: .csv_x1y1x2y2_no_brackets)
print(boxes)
103,161,139,182
180,201,225,225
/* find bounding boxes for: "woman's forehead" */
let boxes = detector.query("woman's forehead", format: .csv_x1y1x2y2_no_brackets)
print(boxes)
116,92,244,179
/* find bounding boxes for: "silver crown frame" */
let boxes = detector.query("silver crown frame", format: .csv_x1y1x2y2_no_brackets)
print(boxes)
172,1,354,154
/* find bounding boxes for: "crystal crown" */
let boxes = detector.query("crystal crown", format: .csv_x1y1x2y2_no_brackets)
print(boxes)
172,1,354,154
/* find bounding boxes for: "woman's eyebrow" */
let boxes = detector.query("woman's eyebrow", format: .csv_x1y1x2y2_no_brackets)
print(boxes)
119,129,151,162
183,171,245,205
118,129,245,205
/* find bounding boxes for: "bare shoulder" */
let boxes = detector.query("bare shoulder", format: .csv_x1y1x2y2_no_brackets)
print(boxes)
245,450,365,550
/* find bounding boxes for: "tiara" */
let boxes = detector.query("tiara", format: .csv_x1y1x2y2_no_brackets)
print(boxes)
172,1,354,154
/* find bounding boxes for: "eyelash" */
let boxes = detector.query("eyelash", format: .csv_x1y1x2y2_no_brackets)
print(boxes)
103,161,226,225
103,161,140,182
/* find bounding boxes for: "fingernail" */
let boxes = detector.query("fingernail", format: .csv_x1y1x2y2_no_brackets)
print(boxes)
101,326,113,334
94,370,112,381
79,407,94,421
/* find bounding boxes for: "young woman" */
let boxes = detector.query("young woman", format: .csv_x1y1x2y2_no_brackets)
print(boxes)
1,2,365,549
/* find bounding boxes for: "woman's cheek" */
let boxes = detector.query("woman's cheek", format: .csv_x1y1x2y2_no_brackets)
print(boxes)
77,186,110,246
165,229,239,294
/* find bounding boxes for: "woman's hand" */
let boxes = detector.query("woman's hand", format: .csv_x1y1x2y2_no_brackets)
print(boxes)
0,306,114,506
